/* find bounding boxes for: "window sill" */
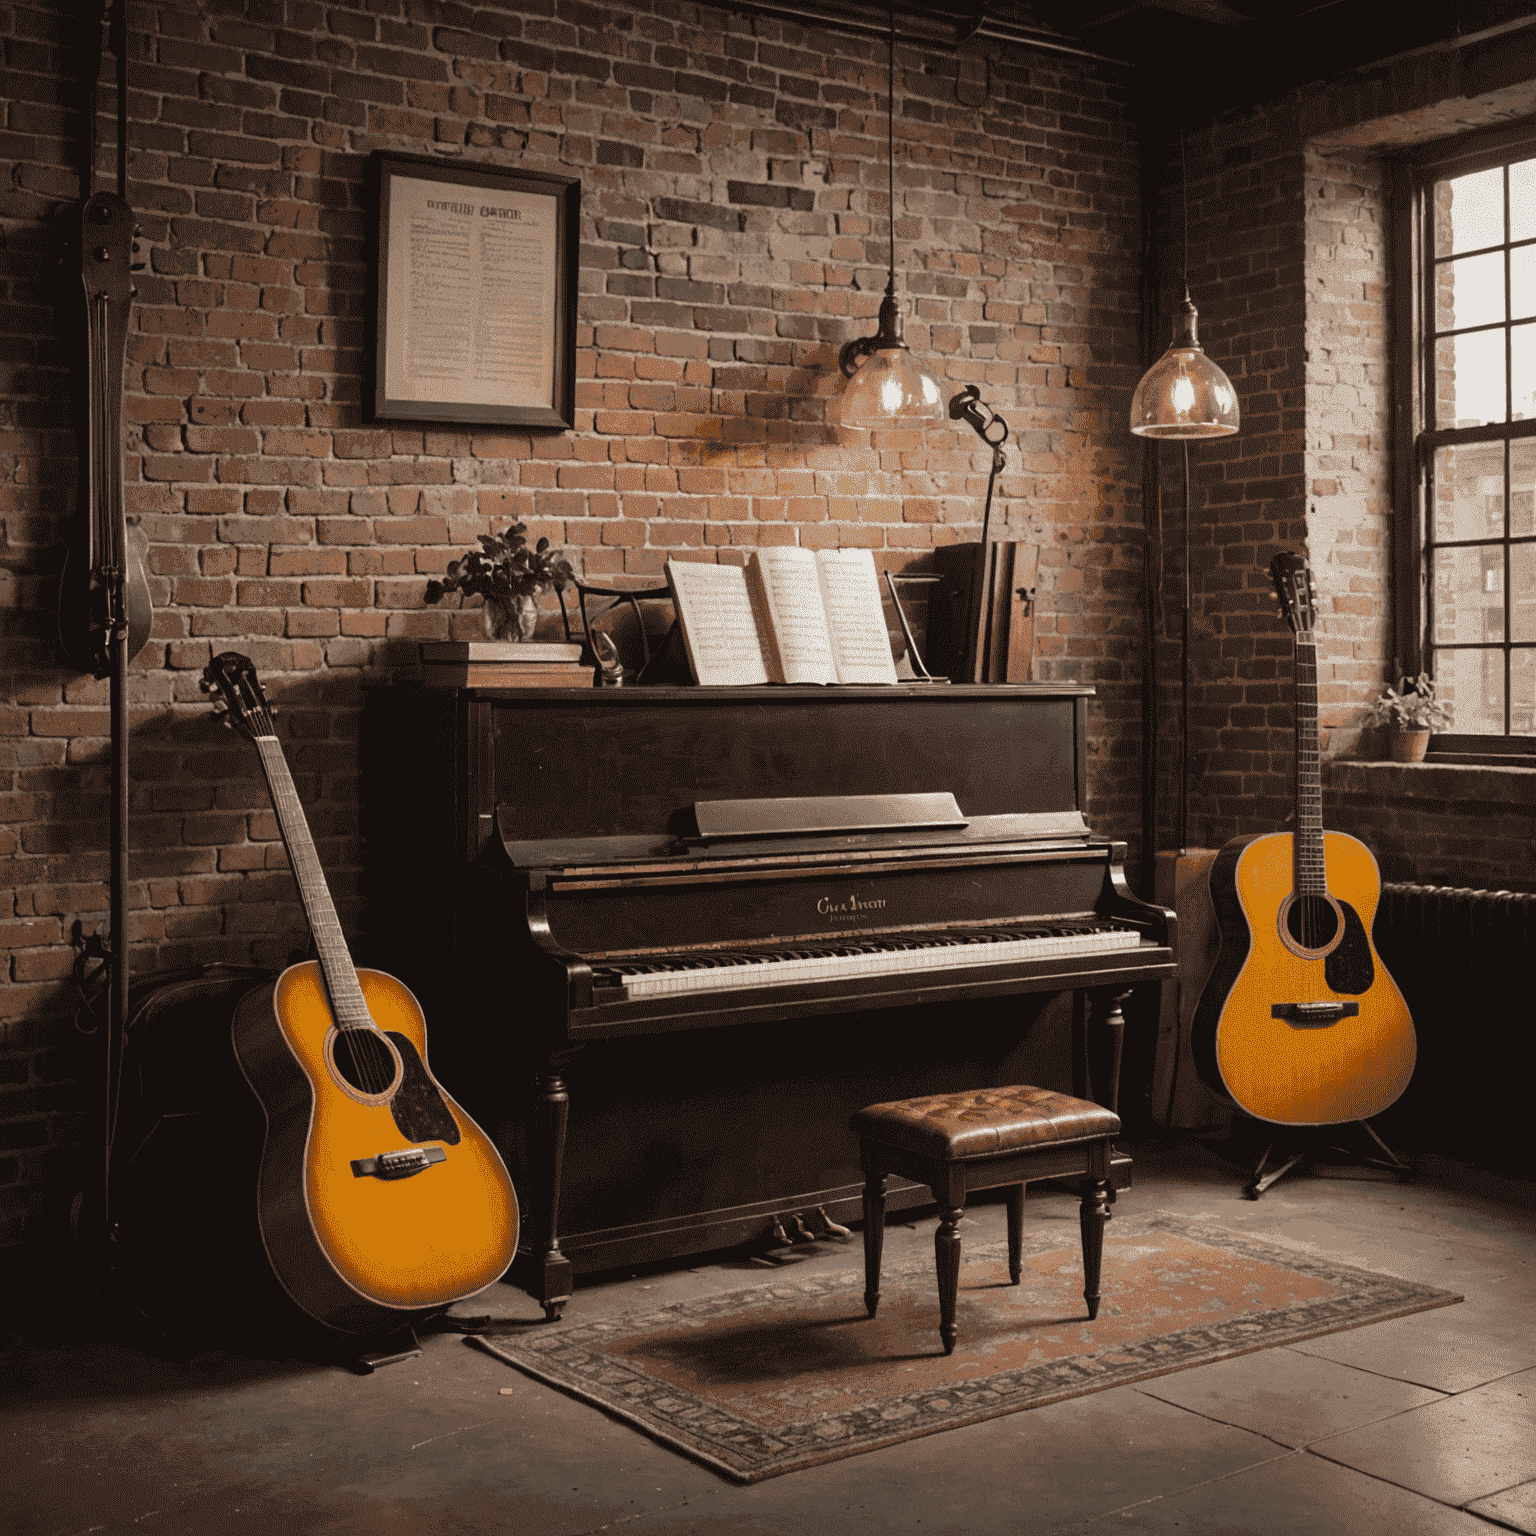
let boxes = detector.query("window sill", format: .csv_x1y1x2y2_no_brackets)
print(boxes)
1326,757,1536,805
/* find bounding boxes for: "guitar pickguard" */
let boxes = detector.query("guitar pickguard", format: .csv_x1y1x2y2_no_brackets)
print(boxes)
1323,901,1374,996
384,1031,461,1145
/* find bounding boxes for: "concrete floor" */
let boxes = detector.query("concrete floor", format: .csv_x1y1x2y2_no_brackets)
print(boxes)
4,1137,1534,1536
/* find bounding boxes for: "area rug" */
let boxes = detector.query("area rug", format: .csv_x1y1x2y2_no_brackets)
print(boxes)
471,1211,1461,1483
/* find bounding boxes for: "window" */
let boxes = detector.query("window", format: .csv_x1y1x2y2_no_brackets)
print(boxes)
1397,125,1536,755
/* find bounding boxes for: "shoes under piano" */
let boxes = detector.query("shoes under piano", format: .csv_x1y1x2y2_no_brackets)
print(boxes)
369,683,1175,1320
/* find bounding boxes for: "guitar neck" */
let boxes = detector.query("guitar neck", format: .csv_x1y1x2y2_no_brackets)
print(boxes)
1293,636,1326,895
253,733,372,1030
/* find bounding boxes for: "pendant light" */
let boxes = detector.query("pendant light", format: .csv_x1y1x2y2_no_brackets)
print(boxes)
1129,288,1240,438
834,10,944,429
1130,139,1239,440
1133,135,1242,858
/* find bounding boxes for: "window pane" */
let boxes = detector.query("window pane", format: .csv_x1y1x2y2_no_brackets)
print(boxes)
1512,245,1536,319
1439,249,1505,330
1514,543,1536,641
1512,438,1536,535
1436,329,1505,426
1514,648,1536,732
1432,544,1506,643
1433,648,1503,732
1515,322,1536,422
1432,443,1503,539
1512,158,1536,242
1445,166,1504,254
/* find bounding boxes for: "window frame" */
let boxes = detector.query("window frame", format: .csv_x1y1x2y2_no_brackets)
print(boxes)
1393,120,1536,762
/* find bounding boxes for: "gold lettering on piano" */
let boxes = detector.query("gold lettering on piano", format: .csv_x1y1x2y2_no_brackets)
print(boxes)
817,893,888,917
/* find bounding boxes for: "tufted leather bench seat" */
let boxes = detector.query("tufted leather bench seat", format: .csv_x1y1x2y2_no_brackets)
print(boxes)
850,1084,1121,1355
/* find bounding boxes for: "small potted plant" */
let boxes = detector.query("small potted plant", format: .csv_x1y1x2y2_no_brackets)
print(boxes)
424,523,575,642
1363,673,1453,762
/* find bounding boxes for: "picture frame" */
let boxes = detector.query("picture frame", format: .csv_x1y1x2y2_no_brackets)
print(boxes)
366,151,580,430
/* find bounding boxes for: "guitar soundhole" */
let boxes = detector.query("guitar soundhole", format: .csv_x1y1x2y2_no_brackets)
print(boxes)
1285,894,1340,952
331,1029,399,1097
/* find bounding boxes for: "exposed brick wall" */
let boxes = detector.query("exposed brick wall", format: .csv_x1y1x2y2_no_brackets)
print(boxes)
1139,111,1309,851
1326,760,1536,895
1155,58,1536,854
1,0,1146,1249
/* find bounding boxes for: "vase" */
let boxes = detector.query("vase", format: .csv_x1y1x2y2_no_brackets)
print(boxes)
1389,728,1431,763
482,593,540,643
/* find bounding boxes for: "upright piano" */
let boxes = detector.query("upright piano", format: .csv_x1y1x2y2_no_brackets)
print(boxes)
369,683,1174,1319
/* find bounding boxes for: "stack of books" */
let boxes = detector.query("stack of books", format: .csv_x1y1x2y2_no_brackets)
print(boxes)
419,641,594,688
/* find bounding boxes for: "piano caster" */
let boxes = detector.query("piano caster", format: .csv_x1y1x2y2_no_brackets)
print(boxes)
542,1298,567,1322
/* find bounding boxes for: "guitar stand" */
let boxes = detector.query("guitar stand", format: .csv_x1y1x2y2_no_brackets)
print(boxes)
344,1309,508,1373
1244,1119,1413,1200
348,1325,423,1375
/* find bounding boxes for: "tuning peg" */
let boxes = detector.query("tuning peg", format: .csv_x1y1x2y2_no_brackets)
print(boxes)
198,677,213,693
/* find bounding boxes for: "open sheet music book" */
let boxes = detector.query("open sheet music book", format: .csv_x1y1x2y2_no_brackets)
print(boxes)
665,548,900,687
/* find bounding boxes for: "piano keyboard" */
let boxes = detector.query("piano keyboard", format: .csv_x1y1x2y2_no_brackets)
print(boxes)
591,922,1143,1000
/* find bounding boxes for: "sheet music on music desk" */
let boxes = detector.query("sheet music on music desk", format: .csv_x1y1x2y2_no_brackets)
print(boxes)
664,560,771,686
814,548,900,685
750,547,838,685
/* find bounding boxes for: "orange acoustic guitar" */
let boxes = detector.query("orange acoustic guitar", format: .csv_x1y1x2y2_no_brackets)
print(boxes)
203,652,518,1334
1191,554,1416,1126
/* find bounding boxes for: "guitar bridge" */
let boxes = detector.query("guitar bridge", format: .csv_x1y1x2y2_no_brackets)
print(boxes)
351,1146,447,1180
1271,1001,1361,1028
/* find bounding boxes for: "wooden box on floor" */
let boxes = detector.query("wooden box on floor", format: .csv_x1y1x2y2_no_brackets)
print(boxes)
1149,848,1231,1132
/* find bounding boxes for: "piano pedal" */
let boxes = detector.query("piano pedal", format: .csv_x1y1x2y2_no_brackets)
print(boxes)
789,1214,817,1244
769,1215,793,1247
811,1207,853,1241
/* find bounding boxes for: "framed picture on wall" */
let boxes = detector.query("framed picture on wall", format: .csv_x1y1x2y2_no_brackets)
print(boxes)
365,151,580,430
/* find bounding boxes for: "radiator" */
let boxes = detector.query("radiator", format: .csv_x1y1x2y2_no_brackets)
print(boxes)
1373,883,1530,1164
1379,882,1536,949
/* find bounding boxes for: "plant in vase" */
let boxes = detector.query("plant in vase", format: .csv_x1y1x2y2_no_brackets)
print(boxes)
424,523,575,642
1362,673,1453,762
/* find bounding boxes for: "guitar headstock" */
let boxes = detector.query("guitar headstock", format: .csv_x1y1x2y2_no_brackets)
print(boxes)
1269,552,1316,640
201,651,277,740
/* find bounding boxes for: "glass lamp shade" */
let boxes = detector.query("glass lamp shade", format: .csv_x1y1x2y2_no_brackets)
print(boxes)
836,343,945,429
1129,294,1240,439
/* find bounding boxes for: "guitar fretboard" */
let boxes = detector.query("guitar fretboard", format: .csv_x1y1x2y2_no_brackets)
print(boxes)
1293,635,1326,896
254,734,373,1031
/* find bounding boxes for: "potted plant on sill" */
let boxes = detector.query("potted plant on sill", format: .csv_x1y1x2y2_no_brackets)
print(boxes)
424,523,575,643
1363,673,1453,763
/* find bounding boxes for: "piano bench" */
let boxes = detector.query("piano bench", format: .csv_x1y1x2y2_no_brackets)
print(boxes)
850,1085,1121,1356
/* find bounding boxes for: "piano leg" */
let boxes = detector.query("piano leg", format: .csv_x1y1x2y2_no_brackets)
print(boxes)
529,1053,578,1322
1085,985,1133,1117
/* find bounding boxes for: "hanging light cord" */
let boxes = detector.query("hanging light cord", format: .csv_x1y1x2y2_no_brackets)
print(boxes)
1180,129,1189,294
887,10,896,291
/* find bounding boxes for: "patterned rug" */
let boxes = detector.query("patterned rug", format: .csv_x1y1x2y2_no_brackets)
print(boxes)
472,1211,1460,1483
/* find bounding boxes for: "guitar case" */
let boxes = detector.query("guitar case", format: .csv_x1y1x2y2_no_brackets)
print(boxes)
104,963,316,1355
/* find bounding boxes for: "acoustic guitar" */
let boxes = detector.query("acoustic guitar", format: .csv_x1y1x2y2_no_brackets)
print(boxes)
1191,554,1416,1126
203,652,518,1334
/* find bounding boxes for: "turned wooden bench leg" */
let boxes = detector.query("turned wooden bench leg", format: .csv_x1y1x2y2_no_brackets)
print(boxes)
861,1171,886,1319
1006,1183,1025,1285
934,1202,965,1356
1079,1176,1112,1321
